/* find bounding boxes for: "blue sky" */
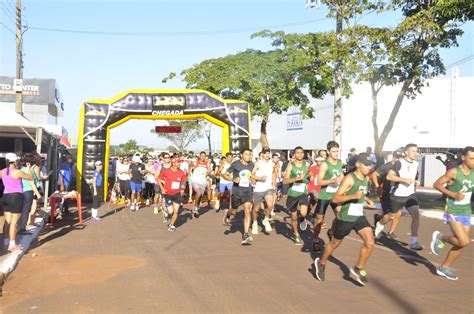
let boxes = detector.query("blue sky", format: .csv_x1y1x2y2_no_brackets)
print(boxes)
1,0,473,150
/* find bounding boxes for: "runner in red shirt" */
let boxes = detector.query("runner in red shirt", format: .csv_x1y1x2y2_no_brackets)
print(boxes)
158,156,187,232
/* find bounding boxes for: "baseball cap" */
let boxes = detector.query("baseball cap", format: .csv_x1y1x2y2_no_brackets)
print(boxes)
393,148,404,158
132,155,141,163
95,160,102,166
356,153,374,166
5,153,19,162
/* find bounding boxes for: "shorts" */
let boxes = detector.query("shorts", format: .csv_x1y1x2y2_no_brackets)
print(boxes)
219,182,233,193
253,189,275,204
308,190,319,205
92,186,103,209
165,193,182,207
380,193,391,214
231,188,253,209
390,194,419,214
154,183,162,195
130,181,142,192
286,194,309,213
192,182,206,192
333,216,371,240
1,193,23,214
119,179,130,197
444,213,471,227
315,199,339,216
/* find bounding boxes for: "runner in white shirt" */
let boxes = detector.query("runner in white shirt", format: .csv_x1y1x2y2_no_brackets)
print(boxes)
190,152,211,218
215,152,234,211
116,156,131,205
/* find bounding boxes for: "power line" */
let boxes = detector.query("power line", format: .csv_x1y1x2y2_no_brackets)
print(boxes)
0,20,16,36
27,18,329,37
5,0,15,12
0,3,16,22
446,54,474,68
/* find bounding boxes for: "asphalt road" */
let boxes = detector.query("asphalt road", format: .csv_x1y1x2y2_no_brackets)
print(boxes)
1,201,473,313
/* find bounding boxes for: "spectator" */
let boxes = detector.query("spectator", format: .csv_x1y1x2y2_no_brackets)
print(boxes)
18,154,42,234
58,155,74,215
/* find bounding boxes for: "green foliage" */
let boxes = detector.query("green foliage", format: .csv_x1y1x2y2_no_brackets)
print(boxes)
153,120,202,152
118,139,139,155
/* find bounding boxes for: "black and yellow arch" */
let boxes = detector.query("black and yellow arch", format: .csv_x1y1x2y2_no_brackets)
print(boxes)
76,89,251,199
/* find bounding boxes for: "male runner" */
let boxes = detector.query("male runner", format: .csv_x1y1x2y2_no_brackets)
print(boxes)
374,143,423,250
283,146,313,245
190,151,211,218
157,156,187,232
312,141,344,252
315,153,375,286
251,147,276,235
117,156,131,206
222,149,255,245
129,155,145,211
372,149,404,239
308,155,325,220
431,146,473,280
215,152,234,211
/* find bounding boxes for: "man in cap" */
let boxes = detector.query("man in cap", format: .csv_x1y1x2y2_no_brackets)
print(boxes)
91,161,104,221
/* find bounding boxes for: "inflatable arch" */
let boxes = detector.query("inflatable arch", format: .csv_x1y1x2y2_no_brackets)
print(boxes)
76,90,251,199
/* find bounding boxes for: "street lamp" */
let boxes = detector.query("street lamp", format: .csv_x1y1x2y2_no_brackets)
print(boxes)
205,122,212,156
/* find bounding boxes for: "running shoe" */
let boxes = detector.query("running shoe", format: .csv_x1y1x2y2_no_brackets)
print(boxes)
327,229,334,242
162,211,168,224
168,224,176,232
251,221,259,235
153,205,159,215
241,233,253,246
299,218,308,231
312,240,322,253
436,267,458,280
350,267,368,286
215,200,220,211
373,213,381,226
146,199,150,206
410,241,423,251
314,257,325,281
222,209,231,226
135,204,140,212
7,244,22,253
387,232,398,240
374,221,384,239
262,217,272,233
91,216,103,221
193,207,199,219
430,231,445,256
294,236,302,246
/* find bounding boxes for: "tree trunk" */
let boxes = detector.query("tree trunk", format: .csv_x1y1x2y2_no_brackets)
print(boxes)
374,79,412,157
260,114,269,148
333,7,343,146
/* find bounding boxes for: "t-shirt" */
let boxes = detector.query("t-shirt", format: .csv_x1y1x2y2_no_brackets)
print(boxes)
391,159,419,197
117,162,130,181
145,165,155,183
288,161,310,197
375,161,394,195
192,160,209,185
93,170,103,187
308,164,321,193
446,166,474,216
227,160,254,192
58,162,73,187
254,159,274,192
159,168,186,195
338,172,369,222
130,163,144,183
319,159,343,200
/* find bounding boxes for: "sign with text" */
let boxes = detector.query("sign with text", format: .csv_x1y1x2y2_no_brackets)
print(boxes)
287,112,303,131
155,126,182,133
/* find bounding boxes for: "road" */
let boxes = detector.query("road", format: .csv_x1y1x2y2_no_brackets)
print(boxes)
1,201,473,313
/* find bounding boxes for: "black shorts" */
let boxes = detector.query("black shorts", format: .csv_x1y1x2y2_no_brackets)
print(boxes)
315,199,339,216
119,179,130,197
165,193,182,207
231,188,253,209
286,194,309,212
333,216,371,240
390,194,419,214
380,193,391,214
153,183,162,195
308,190,319,206
1,193,23,214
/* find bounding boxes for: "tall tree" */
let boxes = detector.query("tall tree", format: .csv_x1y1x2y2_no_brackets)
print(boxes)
119,139,139,155
164,44,333,147
152,120,203,152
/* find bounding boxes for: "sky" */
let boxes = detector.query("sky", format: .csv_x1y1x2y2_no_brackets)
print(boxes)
1,0,473,150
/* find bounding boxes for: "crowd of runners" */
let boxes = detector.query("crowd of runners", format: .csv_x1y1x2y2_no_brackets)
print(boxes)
88,142,473,286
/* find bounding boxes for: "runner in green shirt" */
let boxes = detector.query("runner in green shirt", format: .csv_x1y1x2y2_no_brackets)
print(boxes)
431,146,474,281
314,153,375,286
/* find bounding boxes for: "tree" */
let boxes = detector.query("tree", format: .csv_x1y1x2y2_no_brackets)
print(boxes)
119,139,139,155
152,120,203,152
164,44,333,147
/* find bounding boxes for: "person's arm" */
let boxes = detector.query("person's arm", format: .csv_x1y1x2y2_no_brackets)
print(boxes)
332,175,361,204
180,172,187,196
386,169,417,185
93,173,98,196
157,172,167,194
223,163,234,182
306,161,314,182
154,165,162,181
272,164,278,188
317,162,338,187
27,174,42,199
283,163,304,185
251,162,265,182
372,171,381,189
433,168,464,201
216,161,225,179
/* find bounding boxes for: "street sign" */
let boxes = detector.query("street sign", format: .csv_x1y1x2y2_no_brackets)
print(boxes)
155,126,182,133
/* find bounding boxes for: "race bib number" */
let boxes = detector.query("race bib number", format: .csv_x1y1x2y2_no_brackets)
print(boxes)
171,181,180,190
326,184,339,193
454,192,472,205
239,178,250,187
348,203,364,216
291,183,305,193
313,177,318,186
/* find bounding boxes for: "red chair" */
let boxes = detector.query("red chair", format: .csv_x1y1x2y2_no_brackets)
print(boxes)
49,192,82,225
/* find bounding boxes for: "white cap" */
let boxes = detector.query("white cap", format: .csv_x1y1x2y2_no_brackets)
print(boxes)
132,156,141,163
5,153,19,162
95,160,102,166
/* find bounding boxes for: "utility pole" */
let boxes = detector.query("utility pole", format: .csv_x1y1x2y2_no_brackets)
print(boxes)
333,6,343,146
15,0,23,115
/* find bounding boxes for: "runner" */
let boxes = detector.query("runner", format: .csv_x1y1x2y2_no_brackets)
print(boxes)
222,149,255,245
312,141,344,252
374,143,423,250
117,156,131,206
215,152,234,211
272,153,282,206
143,158,156,207
129,155,145,212
0,153,33,253
151,156,163,214
372,149,404,239
90,161,104,221
251,147,276,235
307,155,325,223
157,156,187,232
314,153,375,286
190,151,211,218
283,146,313,245
431,146,474,280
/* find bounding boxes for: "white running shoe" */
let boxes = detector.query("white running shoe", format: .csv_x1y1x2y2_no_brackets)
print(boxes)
262,217,272,233
251,221,259,235
374,221,384,239
146,199,150,206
